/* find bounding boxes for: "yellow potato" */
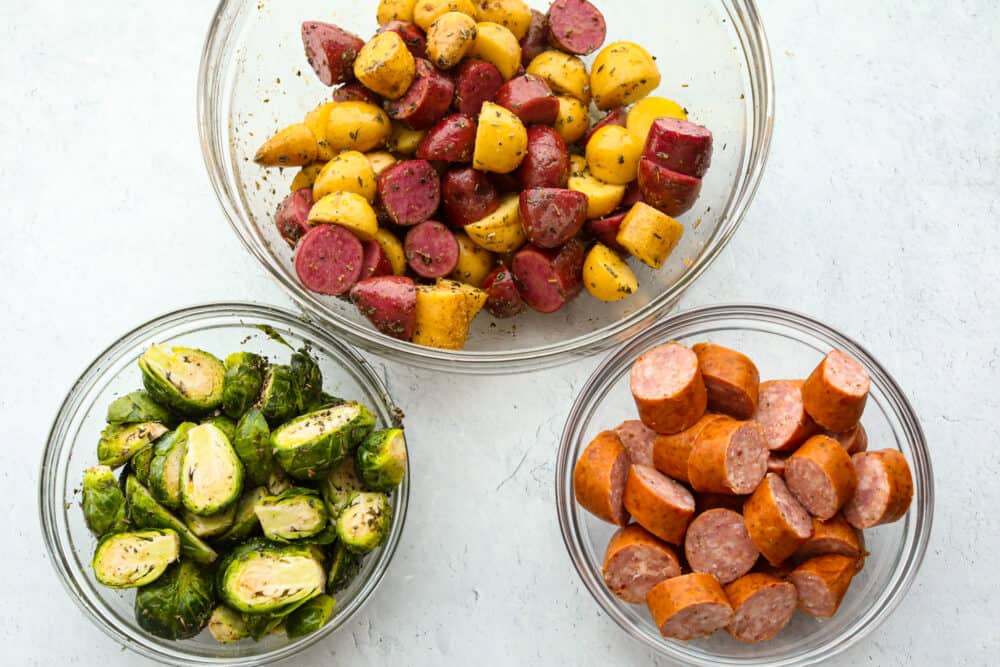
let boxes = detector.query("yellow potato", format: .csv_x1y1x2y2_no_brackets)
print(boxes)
377,0,418,24
469,22,521,80
354,31,416,100
313,151,378,201
413,281,476,350
473,0,532,39
426,11,479,70
473,102,528,174
585,125,643,185
307,192,379,241
326,102,392,153
413,0,478,31
388,122,427,155
366,151,398,176
527,50,590,104
626,97,688,145
553,96,590,145
254,123,318,167
616,202,684,269
464,193,526,253
290,164,324,192
568,155,626,219
450,232,496,287
440,278,488,317
583,243,639,302
373,228,408,275
591,41,661,111
303,102,338,161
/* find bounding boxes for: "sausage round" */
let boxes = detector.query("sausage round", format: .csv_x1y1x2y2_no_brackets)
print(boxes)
724,573,798,643
638,158,703,218
789,554,859,618
416,113,477,162
646,573,734,641
442,166,500,227
692,343,761,419
350,275,417,340
827,423,869,455
405,221,460,278
573,430,631,526
519,188,587,249
755,380,817,452
766,453,788,477
643,117,714,179
582,107,628,146
295,224,364,296
545,0,607,55
584,212,627,254
623,465,695,545
378,159,442,226
652,414,728,483
744,473,814,566
614,420,657,468
602,524,681,604
495,74,560,125
360,239,394,279
795,514,865,561
694,491,747,514
517,125,571,190
301,21,365,86
684,508,759,584
275,188,314,247
519,10,549,67
843,449,914,529
785,435,858,520
629,343,708,435
481,265,525,318
453,59,505,116
377,20,427,59
801,350,871,432
510,239,585,313
687,419,768,495
332,82,382,105
386,59,456,129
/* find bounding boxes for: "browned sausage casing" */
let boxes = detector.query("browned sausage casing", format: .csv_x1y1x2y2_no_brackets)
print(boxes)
693,343,760,419
785,434,858,520
646,573,734,640
622,465,695,545
684,508,759,585
755,380,816,451
687,419,768,495
843,449,914,529
602,524,681,604
573,430,630,525
767,453,788,477
801,350,871,432
724,573,798,643
744,473,813,566
795,514,865,561
827,423,868,455
615,420,657,468
789,554,860,617
652,414,728,483
630,343,708,435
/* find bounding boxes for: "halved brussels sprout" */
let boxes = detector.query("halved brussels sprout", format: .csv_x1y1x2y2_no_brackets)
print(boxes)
222,351,267,419
335,492,392,554
180,423,244,516
233,408,273,487
130,445,155,486
254,488,328,541
139,344,225,416
125,475,218,564
356,429,407,491
268,466,295,495
201,414,237,442
183,502,237,539
306,391,346,412
258,364,299,425
271,402,375,480
92,529,179,588
82,465,128,536
216,486,269,545
135,560,215,640
147,422,195,509
290,348,323,412
285,594,335,639
326,541,361,593
208,605,249,644
219,540,326,614
97,422,168,469
242,613,284,641
106,390,173,425
321,457,364,520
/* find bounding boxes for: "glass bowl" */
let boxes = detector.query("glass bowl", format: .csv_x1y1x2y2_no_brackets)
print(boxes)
555,304,933,665
38,303,409,665
198,0,774,373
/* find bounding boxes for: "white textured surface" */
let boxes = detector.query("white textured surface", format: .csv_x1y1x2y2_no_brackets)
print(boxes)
2,1,998,665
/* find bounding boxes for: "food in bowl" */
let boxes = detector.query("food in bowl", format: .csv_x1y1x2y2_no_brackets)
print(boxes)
253,0,714,350
572,342,914,643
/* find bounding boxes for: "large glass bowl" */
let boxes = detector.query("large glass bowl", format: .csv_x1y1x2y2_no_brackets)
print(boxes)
38,303,409,665
555,305,933,665
198,0,774,373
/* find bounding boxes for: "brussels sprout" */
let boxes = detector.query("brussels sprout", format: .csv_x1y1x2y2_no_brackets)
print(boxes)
130,445,155,486
216,486,269,545
139,344,225,416
126,475,218,564
271,402,375,481
180,423,244,516
97,422,168,469
285,594,335,639
258,364,299,425
242,613,284,641
82,465,128,536
306,391,346,412
219,540,325,614
183,503,237,539
201,414,237,442
254,488,328,541
326,541,361,593
267,466,295,495
321,457,364,520
355,429,407,492
305,524,339,546
208,605,248,644
335,492,392,554
106,390,173,425
222,352,267,419
147,422,195,509
233,408,273,487
290,348,323,412
91,529,179,588
135,560,215,640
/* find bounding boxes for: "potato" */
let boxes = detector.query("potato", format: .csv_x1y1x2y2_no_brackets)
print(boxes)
473,102,528,174
413,0,478,31
303,102,338,161
377,0,418,24
526,50,590,104
585,125,643,185
626,97,688,145
307,192,379,241
616,202,684,269
591,41,661,111
374,228,408,275
568,155,626,219
290,164,324,192
469,22,521,80
583,243,639,302
426,11,479,70
413,280,476,350
366,151,398,176
553,96,590,145
388,122,428,155
326,102,392,152
464,193,526,253
441,278,488,317
473,0,532,40
254,123,318,167
354,31,417,100
450,232,496,286
313,151,378,201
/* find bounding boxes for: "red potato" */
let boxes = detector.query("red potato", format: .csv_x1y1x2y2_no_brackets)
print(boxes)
453,59,505,116
519,188,588,249
295,224,364,296
693,343,761,420
405,221,460,278
795,514,865,561
623,465,695,545
744,473,814,566
687,419,768,495
630,343,708,435
360,240,394,279
684,508,759,585
546,0,607,55
378,159,442,226
416,114,477,162
301,21,365,86
350,276,418,340
386,59,455,129
643,117,714,179
724,574,798,643
638,158,703,217
584,213,628,254
510,239,585,313
653,414,729,483
615,420,657,468
494,74,560,126
843,450,913,529
377,20,427,59
646,573,734,641
481,266,525,318
801,350,871,432
519,10,549,67
602,525,681,604
621,180,645,208
517,125,571,189
755,380,817,452
275,188,314,247
789,554,859,618
573,430,631,525
582,107,627,145
332,82,382,105
442,166,500,226
785,435,858,520
828,423,869,455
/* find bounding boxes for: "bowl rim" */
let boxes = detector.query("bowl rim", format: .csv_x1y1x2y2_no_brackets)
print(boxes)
554,303,934,665
196,0,776,373
37,301,410,665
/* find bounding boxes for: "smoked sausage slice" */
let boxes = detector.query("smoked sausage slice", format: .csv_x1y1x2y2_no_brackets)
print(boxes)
481,266,525,318
405,221,460,278
843,450,913,529
573,430,631,525
629,343,708,435
386,59,456,129
789,554,860,618
602,524,681,604
623,465,695,545
684,508,759,585
744,473,813,566
801,350,871,432
795,514,865,561
517,126,571,190
767,454,788,477
652,414,728,483
519,10,549,67
637,158,702,218
546,0,607,55
646,573,734,641
416,114,477,162
643,117,714,179
295,224,364,296
687,419,768,495
378,159,441,226
350,276,417,340
275,188,314,247
785,435,858,520
724,573,798,643
519,188,587,248
755,380,816,452
510,239,585,313
442,166,500,227
495,74,560,125
453,59,505,116
693,343,760,419
828,423,868,455
614,420,657,468
301,21,365,86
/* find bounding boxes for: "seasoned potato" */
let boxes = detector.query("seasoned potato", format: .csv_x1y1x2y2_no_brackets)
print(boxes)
387,122,428,155
442,278,488,317
354,31,417,100
450,232,496,287
254,123,318,167
526,50,590,104
413,280,478,349
413,0,478,31
626,97,688,145
591,41,661,110
553,95,590,145
568,155,626,219
307,191,379,241
616,202,684,269
326,102,392,152
473,0,532,40
366,151,398,176
469,22,521,80
373,228,408,275
585,125,643,185
303,102,338,161
583,243,639,302
290,164,324,192
377,0,418,24
473,102,528,174
313,151,378,201
464,193,526,253
426,11,479,70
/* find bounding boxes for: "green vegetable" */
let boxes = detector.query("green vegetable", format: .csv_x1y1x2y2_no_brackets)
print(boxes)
180,423,244,516
82,465,128,536
147,423,195,509
97,422,168,469
233,408,273,486
208,605,249,644
134,560,215,640
242,613,284,641
91,529,179,588
335,492,392,554
216,486,268,545
183,503,237,539
218,540,325,614
307,391,345,412
326,541,361,593
285,594,335,639
106,390,173,425
258,364,299,425
130,445,155,486
254,488,328,541
290,348,323,412
271,402,375,481
356,429,407,491
321,457,364,520
222,352,267,419
268,466,295,495
125,475,218,564
201,414,237,442
139,344,226,416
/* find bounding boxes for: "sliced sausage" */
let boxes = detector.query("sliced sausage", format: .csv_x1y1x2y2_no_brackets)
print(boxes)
481,265,525,318
743,473,814,566
801,350,871,432
378,159,442,226
545,0,607,55
602,524,681,604
694,491,747,514
724,573,798,643
453,59,505,116
621,179,645,208
843,449,914,529
519,188,587,249
510,239,585,314
295,224,364,296
753,559,795,580
495,74,560,125
646,573,734,641
582,107,627,145
638,158,703,217
301,21,365,86
652,414,728,483
442,166,500,226
827,422,869,455
614,420,656,468
584,212,627,254
517,126,571,190
692,343,760,419
350,275,417,340
377,20,427,59
629,343,708,435
785,434,858,520
643,117,714,179
573,430,631,525
622,464,695,545
275,188,314,247
767,453,788,477
789,554,859,618
332,82,382,105
795,514,865,561
416,113,477,162
360,240,394,279
684,508,759,584
405,221,460,278
386,59,456,129
755,380,817,452
520,10,549,67
687,419,768,495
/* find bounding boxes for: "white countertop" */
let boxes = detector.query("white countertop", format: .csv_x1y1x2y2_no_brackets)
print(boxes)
3,0,998,664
